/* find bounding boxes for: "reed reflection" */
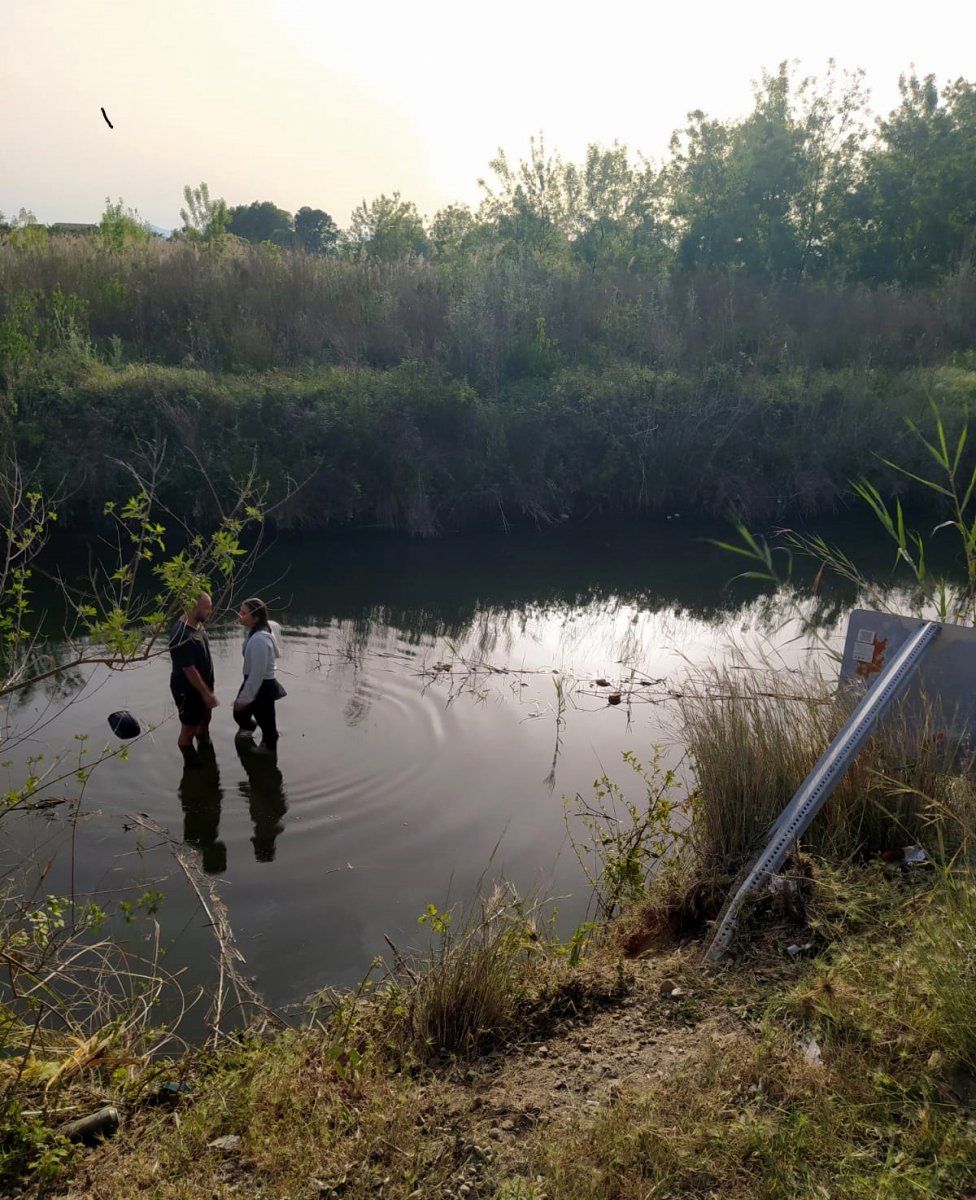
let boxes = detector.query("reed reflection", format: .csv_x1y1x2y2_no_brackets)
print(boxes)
235,740,288,863
178,741,226,874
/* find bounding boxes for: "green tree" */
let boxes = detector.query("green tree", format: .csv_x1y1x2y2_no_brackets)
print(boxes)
4,209,47,254
665,109,741,272
178,182,230,244
98,197,151,251
562,143,669,272
850,74,976,285
665,62,869,281
666,70,809,277
428,203,479,261
293,206,339,254
790,62,869,278
478,134,571,262
348,193,428,261
477,137,670,271
227,200,294,246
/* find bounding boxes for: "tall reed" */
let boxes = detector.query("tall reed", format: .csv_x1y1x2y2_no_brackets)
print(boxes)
679,665,970,870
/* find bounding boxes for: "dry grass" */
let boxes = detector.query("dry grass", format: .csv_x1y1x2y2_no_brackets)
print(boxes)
679,665,974,871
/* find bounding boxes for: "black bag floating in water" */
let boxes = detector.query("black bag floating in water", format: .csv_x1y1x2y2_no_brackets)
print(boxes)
108,710,141,739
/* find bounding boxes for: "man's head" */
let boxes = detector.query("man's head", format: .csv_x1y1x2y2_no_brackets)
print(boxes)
190,592,213,624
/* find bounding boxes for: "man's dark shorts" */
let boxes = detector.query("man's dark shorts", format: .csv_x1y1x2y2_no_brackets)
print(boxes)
171,683,207,727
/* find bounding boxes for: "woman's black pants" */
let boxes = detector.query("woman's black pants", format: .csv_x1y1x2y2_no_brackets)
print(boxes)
234,679,279,746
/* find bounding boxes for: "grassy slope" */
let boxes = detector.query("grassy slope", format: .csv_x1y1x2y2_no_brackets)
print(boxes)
10,860,976,1200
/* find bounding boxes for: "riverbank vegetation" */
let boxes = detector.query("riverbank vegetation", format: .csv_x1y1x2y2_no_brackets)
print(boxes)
3,65,976,532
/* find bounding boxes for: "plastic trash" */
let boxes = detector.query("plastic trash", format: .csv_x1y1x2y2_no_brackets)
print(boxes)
107,710,141,739
786,942,815,959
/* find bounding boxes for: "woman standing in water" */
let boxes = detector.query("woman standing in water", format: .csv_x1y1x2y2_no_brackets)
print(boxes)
233,597,284,752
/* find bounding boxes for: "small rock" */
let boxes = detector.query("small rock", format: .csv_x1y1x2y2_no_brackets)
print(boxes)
500,1118,516,1132
488,1128,502,1141
208,1134,242,1153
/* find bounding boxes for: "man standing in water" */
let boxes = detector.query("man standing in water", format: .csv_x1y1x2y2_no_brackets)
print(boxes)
168,592,219,757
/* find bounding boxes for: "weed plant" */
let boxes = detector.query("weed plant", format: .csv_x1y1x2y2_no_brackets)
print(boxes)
564,748,686,919
382,887,555,1062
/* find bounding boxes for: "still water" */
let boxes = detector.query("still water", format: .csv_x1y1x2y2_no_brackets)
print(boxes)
1,518,884,1018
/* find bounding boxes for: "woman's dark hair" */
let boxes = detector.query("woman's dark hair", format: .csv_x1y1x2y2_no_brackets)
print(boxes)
242,597,270,632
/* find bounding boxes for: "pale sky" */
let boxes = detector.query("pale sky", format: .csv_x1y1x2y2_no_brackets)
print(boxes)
3,0,975,230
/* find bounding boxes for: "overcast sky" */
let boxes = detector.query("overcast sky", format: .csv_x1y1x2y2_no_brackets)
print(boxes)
3,0,975,230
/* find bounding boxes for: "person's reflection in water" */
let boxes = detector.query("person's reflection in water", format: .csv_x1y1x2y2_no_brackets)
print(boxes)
178,742,227,874
235,739,288,863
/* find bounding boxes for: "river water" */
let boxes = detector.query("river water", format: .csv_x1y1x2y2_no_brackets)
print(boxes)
0,517,900,1020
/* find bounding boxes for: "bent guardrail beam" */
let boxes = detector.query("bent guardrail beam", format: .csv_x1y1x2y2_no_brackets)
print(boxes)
703,619,940,963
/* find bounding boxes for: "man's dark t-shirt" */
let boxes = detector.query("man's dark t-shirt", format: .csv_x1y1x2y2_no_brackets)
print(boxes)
168,616,214,692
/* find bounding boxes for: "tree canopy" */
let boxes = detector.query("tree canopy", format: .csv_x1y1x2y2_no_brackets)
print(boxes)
13,62,976,289
227,200,294,246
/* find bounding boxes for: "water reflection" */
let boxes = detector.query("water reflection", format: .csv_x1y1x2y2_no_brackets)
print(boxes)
235,740,288,863
11,513,966,1014
178,742,226,874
